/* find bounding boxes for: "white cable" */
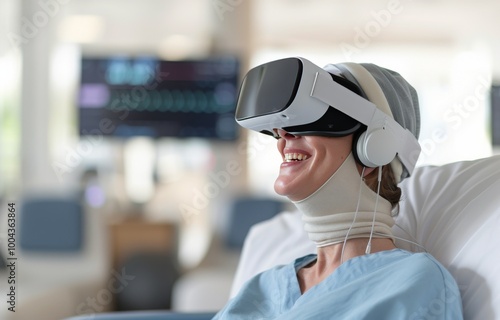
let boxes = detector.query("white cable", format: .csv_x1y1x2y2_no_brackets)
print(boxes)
365,166,383,254
372,232,427,252
391,223,427,252
341,167,366,264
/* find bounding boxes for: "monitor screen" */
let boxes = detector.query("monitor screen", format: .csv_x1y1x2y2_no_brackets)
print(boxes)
78,56,240,140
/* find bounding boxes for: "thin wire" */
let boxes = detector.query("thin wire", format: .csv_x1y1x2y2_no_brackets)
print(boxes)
373,232,427,252
341,167,366,264
365,166,383,254
391,222,428,252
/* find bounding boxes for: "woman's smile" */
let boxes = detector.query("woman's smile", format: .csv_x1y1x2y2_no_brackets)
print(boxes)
281,148,311,168
284,152,309,162
274,129,353,201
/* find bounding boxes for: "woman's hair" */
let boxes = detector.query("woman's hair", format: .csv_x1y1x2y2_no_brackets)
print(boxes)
363,165,401,210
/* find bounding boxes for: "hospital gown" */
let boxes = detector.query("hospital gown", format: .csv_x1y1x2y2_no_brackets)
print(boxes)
213,249,463,319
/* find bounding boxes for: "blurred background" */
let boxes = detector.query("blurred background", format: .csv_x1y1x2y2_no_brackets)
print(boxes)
1,0,500,319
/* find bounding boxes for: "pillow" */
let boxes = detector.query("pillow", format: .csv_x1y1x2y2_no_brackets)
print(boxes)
395,155,500,320
231,156,500,320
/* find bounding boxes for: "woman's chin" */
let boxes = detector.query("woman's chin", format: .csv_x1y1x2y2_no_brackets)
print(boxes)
274,179,302,201
273,180,286,196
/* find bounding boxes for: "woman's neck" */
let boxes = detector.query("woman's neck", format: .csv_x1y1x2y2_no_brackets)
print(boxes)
293,154,395,247
297,238,396,294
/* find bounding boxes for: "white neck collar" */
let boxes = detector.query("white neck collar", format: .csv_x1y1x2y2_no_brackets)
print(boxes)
292,153,394,247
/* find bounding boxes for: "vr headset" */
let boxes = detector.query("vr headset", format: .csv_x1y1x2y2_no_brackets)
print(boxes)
235,57,421,175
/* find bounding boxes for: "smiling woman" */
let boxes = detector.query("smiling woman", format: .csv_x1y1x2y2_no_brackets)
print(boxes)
213,57,464,319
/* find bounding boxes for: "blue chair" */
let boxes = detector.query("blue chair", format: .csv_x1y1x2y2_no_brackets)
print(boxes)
20,195,83,252
224,197,285,249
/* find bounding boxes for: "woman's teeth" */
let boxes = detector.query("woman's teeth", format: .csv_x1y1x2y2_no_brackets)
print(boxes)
284,153,309,162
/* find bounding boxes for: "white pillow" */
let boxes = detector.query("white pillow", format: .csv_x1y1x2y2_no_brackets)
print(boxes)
231,156,500,320
395,155,500,320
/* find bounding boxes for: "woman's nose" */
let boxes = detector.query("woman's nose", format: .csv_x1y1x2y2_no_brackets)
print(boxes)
275,129,299,139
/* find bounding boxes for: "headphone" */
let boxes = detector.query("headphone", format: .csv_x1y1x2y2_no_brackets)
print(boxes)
354,115,402,168
324,63,415,171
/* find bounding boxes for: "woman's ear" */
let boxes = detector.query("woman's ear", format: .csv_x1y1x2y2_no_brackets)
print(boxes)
356,163,375,178
363,167,376,178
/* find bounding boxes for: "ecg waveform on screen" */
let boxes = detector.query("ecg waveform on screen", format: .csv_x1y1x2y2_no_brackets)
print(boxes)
105,87,235,114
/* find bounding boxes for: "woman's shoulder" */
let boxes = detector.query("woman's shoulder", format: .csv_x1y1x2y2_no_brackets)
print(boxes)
388,250,463,319
335,250,463,319
396,250,455,279
374,249,456,280
371,250,462,303
345,249,459,293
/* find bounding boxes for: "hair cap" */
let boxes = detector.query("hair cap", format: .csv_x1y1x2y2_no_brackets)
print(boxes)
331,62,421,182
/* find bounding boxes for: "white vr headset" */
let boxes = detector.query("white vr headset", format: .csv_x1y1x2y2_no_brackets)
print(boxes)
235,57,421,175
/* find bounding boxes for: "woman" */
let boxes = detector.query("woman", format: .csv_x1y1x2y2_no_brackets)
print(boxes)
214,58,463,319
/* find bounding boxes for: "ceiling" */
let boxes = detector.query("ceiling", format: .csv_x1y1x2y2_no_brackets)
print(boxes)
32,0,492,57
3,0,500,73
254,0,500,45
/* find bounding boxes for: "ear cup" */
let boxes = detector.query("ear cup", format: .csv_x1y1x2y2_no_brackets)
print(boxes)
351,128,366,166
355,128,399,167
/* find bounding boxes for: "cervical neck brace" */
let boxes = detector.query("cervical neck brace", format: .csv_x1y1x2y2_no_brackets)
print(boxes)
292,153,394,247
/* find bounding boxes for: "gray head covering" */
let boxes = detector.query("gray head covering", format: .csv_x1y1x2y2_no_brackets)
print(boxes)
332,63,421,181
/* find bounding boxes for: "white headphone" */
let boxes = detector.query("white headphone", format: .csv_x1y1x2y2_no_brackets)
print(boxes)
342,63,402,168
311,66,420,175
357,126,399,168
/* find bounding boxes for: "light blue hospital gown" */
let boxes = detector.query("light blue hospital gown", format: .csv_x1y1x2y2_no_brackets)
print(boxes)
213,249,463,319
